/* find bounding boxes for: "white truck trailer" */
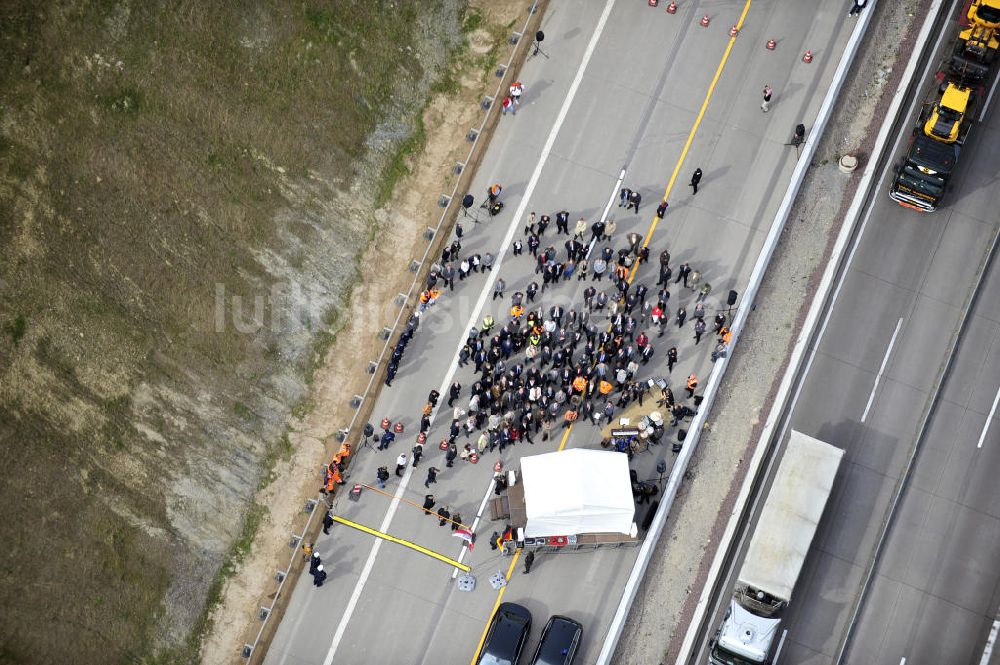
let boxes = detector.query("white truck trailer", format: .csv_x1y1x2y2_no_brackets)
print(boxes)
709,430,844,665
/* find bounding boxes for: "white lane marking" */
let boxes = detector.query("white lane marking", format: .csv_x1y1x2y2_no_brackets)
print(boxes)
450,163,626,579
772,630,788,664
978,617,1000,665
322,1,619,662
980,67,1000,122
861,318,904,423
451,11,629,587
323,464,412,665
900,658,907,665
977,387,1000,449
449,162,626,578
452,477,497,579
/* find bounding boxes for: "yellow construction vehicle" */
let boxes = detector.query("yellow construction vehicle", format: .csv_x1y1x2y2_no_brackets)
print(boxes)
969,0,1000,29
950,23,998,83
923,83,973,144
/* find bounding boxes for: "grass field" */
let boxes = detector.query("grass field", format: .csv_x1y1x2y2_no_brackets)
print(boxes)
0,1,473,662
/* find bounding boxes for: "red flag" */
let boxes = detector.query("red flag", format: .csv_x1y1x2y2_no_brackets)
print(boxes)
453,528,475,551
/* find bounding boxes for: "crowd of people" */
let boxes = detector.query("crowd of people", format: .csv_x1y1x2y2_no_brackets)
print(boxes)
307,174,736,588
368,183,732,497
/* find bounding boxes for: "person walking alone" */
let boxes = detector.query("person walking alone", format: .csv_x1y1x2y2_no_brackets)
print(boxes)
761,84,773,112
523,550,535,574
690,168,703,195
675,262,692,287
848,0,867,16
667,346,678,373
694,318,706,344
425,466,440,488
395,453,407,477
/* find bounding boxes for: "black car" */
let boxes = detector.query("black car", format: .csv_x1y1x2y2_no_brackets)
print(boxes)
529,615,583,665
478,602,533,665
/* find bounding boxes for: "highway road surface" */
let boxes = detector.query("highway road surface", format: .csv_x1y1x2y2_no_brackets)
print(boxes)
843,225,1000,665
262,1,855,664
691,3,1000,664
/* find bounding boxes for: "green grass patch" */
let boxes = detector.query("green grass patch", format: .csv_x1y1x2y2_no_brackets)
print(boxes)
233,401,254,420
102,85,144,117
291,396,315,419
5,315,26,346
374,113,427,208
462,7,484,33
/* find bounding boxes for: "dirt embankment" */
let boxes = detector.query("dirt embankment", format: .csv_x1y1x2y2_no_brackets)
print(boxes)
0,1,525,662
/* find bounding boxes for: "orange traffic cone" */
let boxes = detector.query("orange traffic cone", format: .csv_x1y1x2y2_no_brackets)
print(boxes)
729,25,739,37
648,0,658,6
439,439,449,450
700,14,710,27
666,0,677,13
803,50,813,63
416,431,426,444
393,421,404,433
766,38,776,50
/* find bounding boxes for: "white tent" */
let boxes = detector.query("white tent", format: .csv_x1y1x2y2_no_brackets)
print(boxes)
519,449,635,537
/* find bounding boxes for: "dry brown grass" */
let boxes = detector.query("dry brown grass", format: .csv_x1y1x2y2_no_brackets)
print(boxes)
0,1,472,662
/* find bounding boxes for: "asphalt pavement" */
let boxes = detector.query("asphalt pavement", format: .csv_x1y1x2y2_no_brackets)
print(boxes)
693,4,1000,663
842,221,1000,665
262,1,856,664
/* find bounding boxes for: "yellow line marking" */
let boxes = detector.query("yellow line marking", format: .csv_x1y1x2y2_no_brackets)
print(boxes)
640,0,754,254
470,548,522,665
567,0,755,449
331,515,471,572
557,424,573,452
474,1,756,653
